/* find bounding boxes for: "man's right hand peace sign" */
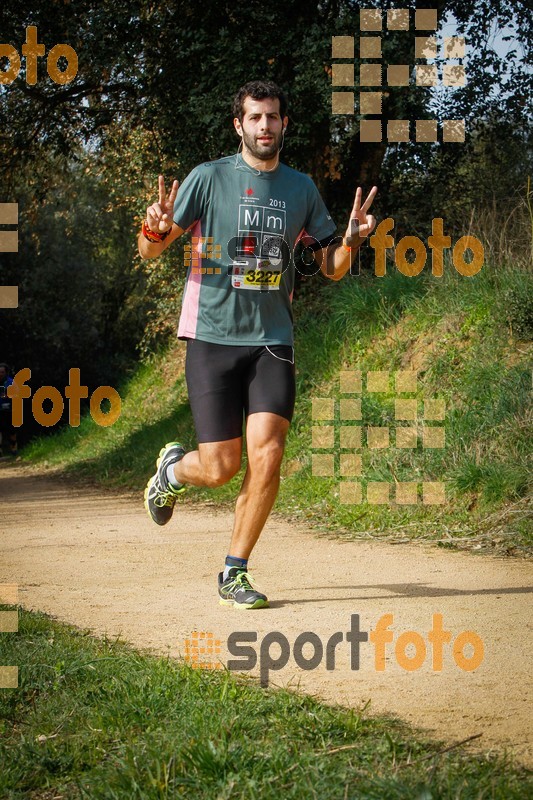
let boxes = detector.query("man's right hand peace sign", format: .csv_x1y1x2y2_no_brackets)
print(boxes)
146,175,179,234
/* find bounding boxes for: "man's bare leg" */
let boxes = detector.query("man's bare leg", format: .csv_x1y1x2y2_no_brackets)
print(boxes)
163,413,287,608
172,438,242,487
172,412,288,556
228,412,289,560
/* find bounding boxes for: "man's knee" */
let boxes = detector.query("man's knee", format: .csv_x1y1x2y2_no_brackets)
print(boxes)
250,438,286,476
200,448,241,487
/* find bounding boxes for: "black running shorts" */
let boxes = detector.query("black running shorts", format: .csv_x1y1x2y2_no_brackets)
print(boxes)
185,339,296,443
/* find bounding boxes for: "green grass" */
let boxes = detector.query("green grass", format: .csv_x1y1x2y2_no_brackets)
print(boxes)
0,609,531,799
23,259,532,553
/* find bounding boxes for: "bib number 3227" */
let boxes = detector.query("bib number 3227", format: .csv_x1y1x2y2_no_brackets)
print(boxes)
231,260,281,290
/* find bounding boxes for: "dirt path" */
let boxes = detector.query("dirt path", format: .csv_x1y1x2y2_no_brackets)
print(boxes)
1,464,531,766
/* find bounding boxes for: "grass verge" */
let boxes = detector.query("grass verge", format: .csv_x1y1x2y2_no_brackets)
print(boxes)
0,609,531,799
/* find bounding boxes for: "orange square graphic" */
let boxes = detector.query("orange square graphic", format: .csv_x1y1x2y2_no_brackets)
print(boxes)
0,203,18,224
395,399,417,420
443,120,465,142
184,631,222,670
444,36,465,58
0,286,18,308
415,36,437,58
0,232,18,252
360,92,382,115
360,36,382,58
387,8,409,30
443,64,466,87
332,64,354,87
387,120,410,142
312,425,335,449
423,427,445,448
367,371,389,392
367,482,390,504
367,427,390,449
395,427,418,448
312,398,335,420
0,584,18,605
332,36,354,58
0,667,18,689
395,370,417,393
340,399,362,420
416,120,438,142
312,453,335,477
396,482,418,504
360,119,382,142
424,399,445,420
360,9,382,30
415,8,438,30
340,370,362,393
340,482,362,504
360,64,382,86
416,65,438,86
340,425,362,449
340,453,362,476
387,65,410,86
0,610,18,632
423,481,445,505
332,92,354,114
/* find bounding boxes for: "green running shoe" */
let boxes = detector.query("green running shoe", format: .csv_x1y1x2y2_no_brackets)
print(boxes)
144,442,186,526
218,569,269,609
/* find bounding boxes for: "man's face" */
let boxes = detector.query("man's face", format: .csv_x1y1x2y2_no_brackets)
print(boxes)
237,96,287,160
0,367,6,381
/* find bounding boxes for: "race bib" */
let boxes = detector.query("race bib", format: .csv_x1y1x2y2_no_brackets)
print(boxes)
231,260,281,291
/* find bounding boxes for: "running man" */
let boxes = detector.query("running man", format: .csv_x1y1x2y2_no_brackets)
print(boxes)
139,80,376,609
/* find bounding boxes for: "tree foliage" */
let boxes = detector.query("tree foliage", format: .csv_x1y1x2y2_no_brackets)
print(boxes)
0,0,530,423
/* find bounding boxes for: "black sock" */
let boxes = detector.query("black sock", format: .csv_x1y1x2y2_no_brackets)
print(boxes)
223,555,248,580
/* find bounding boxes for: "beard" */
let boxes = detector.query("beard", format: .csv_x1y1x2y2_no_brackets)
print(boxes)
242,128,283,160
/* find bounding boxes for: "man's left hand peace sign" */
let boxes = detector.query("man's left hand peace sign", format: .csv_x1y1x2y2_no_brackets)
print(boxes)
344,185,378,245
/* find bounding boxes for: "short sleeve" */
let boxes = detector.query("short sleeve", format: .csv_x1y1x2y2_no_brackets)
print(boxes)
302,179,337,245
172,166,207,230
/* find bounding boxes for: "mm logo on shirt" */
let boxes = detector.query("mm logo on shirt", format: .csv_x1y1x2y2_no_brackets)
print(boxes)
238,205,287,263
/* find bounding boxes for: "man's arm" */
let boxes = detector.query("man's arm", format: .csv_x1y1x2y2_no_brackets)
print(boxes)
315,186,377,281
138,223,185,260
315,234,364,282
137,175,184,259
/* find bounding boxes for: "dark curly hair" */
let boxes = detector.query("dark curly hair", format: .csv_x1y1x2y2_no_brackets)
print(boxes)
232,80,288,122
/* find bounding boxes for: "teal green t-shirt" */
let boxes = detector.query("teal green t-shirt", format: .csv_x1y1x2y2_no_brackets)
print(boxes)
173,152,337,346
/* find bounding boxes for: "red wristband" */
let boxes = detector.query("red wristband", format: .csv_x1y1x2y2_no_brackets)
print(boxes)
142,219,172,243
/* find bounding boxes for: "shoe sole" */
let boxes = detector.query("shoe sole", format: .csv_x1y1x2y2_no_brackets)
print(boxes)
144,443,186,524
219,598,269,609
